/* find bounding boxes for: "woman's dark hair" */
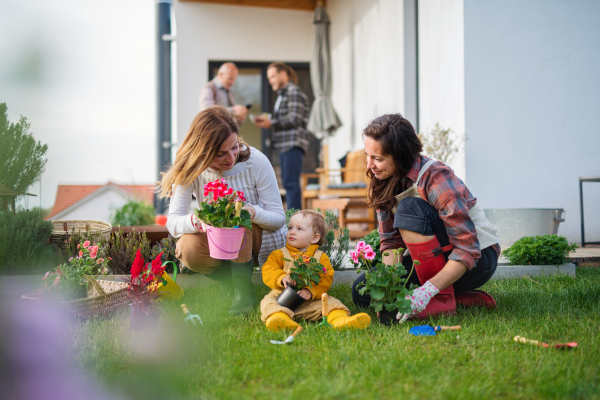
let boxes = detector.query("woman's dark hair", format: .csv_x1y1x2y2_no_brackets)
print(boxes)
363,114,423,212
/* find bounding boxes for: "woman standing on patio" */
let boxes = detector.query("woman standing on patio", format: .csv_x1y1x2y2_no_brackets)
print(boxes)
352,113,501,322
159,106,287,315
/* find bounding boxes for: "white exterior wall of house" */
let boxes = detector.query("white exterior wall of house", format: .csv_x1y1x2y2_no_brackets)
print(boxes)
418,0,466,180
173,2,313,146
463,0,600,243
51,188,131,223
327,0,405,169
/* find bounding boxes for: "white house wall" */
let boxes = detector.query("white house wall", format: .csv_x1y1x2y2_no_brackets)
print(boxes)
464,0,600,243
174,2,313,146
418,0,466,180
327,0,405,169
53,190,129,223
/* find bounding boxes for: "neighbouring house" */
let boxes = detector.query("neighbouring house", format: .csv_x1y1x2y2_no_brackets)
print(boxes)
173,0,600,244
45,183,155,223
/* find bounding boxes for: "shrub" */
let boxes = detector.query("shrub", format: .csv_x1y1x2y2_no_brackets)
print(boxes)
417,123,464,164
0,210,58,274
150,236,179,273
0,103,48,211
285,208,350,270
108,228,151,274
502,234,578,266
111,199,155,227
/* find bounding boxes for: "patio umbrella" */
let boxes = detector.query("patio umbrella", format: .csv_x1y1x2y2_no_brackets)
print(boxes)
307,4,342,139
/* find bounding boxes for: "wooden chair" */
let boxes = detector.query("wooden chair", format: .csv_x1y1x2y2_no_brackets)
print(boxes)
301,145,376,239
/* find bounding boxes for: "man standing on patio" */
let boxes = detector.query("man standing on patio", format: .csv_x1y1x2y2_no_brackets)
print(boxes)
253,62,310,211
199,62,248,124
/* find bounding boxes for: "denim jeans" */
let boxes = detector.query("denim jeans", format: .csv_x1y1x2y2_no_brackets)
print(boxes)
352,197,498,308
279,147,304,211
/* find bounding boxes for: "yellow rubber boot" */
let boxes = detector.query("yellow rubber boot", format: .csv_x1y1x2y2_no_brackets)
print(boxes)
327,310,371,330
265,312,299,332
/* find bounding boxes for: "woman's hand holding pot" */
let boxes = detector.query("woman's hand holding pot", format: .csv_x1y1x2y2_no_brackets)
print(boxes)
191,214,204,232
396,281,439,323
242,204,256,220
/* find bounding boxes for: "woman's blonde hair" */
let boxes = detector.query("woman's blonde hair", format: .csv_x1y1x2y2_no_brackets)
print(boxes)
157,106,250,198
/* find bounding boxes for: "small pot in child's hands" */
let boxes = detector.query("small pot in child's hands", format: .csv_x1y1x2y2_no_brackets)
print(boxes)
277,286,304,311
378,309,399,326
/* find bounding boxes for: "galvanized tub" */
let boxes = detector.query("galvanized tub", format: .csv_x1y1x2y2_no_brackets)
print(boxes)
483,208,565,247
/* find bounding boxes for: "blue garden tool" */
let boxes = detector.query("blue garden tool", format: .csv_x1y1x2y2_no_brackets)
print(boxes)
181,304,203,326
409,325,461,336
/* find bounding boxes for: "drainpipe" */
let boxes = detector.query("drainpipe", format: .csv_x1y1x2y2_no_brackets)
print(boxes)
155,0,172,215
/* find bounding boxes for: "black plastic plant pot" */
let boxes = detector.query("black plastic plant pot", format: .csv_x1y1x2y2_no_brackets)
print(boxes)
378,309,399,326
277,286,304,311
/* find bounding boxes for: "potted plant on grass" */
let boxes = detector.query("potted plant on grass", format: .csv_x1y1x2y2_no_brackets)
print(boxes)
194,178,252,260
277,253,328,310
123,248,167,330
351,241,418,326
37,240,109,301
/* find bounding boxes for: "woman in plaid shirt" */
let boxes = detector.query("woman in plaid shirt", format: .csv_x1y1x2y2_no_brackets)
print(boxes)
352,114,501,321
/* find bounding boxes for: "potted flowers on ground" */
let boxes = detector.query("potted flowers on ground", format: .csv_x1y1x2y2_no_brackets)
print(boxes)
351,241,418,325
194,178,252,260
277,253,328,310
37,240,109,301
123,248,167,330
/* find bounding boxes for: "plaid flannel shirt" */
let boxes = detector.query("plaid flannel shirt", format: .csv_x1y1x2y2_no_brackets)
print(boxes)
378,155,500,270
271,83,310,154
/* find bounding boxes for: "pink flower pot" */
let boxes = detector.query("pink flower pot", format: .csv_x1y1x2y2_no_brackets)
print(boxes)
206,226,246,260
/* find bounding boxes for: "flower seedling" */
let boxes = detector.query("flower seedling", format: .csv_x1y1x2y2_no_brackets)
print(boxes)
284,253,327,291
194,178,252,229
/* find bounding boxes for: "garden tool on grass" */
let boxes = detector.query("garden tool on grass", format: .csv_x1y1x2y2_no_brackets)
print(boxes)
318,293,332,328
514,336,577,349
409,325,461,336
181,304,203,326
270,326,303,345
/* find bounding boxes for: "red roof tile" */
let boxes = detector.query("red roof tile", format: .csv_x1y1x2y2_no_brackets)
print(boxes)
46,183,156,220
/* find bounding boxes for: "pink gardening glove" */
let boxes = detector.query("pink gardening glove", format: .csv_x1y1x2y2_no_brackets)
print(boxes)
191,214,204,232
396,281,439,323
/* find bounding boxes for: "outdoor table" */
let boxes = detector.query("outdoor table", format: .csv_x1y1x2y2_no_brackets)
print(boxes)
579,176,600,247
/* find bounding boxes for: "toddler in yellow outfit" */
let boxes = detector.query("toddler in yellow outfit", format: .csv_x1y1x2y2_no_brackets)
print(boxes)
260,210,371,332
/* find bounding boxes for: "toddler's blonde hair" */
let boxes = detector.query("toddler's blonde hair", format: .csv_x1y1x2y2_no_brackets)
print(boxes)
291,210,327,246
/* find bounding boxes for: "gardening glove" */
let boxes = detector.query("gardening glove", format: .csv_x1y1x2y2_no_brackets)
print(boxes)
396,281,439,323
191,214,204,232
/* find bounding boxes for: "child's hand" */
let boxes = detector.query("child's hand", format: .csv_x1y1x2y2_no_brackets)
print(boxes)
297,289,312,300
281,275,296,288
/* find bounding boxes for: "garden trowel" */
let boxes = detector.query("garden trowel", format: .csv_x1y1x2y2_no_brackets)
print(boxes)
514,336,578,349
270,326,303,345
181,304,203,326
409,325,461,336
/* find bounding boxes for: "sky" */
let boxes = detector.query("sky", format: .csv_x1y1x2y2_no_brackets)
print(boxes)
0,0,157,210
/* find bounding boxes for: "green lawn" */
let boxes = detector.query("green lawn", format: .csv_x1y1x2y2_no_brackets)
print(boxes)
63,268,600,399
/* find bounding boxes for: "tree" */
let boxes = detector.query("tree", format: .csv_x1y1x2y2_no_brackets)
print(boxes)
0,103,48,208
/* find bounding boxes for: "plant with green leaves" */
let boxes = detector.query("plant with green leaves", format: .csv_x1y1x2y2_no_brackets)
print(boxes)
0,209,57,274
151,236,179,272
0,103,48,211
194,178,252,229
285,208,350,271
503,234,578,266
352,242,417,314
108,228,151,274
356,229,382,266
285,253,327,290
111,199,155,227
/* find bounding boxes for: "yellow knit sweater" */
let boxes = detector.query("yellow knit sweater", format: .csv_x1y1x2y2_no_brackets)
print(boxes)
262,243,334,300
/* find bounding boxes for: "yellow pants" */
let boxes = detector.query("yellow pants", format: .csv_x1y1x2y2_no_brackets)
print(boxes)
260,290,350,322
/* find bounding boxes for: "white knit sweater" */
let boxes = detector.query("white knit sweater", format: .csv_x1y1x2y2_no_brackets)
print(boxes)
166,146,287,265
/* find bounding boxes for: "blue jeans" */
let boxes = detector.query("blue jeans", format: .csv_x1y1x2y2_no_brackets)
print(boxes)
352,197,498,308
279,147,304,211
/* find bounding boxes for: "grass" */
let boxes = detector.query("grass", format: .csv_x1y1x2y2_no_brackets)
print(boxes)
11,268,600,399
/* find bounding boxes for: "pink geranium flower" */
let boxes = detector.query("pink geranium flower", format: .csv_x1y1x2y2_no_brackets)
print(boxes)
89,251,97,259
365,250,376,260
83,241,90,248
78,250,83,257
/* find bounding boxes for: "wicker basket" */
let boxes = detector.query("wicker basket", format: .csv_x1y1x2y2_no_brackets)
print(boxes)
21,276,130,319
50,220,112,248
